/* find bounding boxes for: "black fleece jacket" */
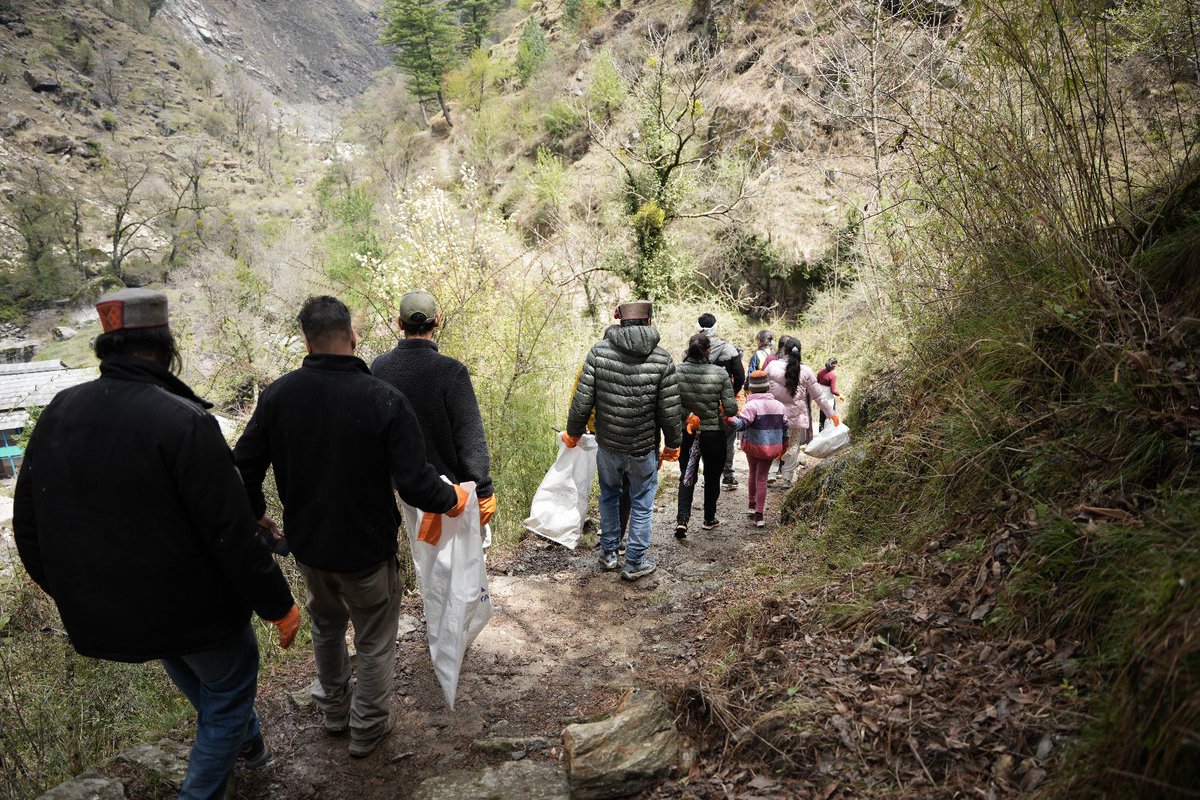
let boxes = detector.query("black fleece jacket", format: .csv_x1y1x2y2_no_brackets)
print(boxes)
13,355,294,663
370,338,493,499
234,353,457,573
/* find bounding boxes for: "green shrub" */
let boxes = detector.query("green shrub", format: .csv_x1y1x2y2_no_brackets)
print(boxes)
515,18,548,82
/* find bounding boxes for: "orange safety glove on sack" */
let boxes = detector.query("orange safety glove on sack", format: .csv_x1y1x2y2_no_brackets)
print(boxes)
418,484,470,546
271,604,301,649
478,494,497,527
685,414,701,434
831,415,841,427
560,431,580,448
658,447,680,467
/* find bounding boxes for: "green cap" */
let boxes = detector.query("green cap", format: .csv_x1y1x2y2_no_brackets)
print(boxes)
399,290,439,325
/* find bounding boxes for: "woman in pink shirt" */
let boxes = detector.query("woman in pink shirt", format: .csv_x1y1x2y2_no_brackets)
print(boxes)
764,336,837,488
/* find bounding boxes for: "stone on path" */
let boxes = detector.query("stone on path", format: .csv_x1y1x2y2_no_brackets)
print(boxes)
471,735,552,756
112,740,190,789
37,776,125,800
562,688,683,799
412,760,570,800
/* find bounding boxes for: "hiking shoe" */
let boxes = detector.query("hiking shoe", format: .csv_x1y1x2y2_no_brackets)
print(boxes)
701,518,720,530
598,550,619,571
238,733,271,768
349,719,393,759
621,558,657,581
722,476,738,487
767,475,777,485
775,480,792,490
674,524,688,539
754,512,765,528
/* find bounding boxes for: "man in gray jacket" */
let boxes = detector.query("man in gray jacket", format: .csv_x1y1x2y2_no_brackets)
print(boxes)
562,301,682,580
697,313,745,486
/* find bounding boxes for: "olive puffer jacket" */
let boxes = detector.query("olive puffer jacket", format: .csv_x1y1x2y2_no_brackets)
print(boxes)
567,325,683,455
676,358,737,431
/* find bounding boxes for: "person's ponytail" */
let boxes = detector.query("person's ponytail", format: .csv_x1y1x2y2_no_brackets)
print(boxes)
685,333,711,362
779,335,802,397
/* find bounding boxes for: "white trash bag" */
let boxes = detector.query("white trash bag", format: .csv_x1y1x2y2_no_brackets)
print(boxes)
522,433,598,549
804,418,851,459
399,481,493,710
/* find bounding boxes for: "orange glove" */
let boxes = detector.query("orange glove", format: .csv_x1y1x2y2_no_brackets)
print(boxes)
418,484,470,546
478,493,497,527
831,415,841,427
271,604,301,649
659,447,680,467
560,432,580,448
686,414,701,434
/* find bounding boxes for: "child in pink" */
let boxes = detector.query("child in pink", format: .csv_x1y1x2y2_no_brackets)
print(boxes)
725,371,789,527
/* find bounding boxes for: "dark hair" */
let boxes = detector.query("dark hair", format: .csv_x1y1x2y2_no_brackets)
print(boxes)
698,313,716,328
685,333,711,362
297,295,352,344
620,318,649,327
94,327,182,373
402,318,437,336
756,329,774,346
778,335,802,397
826,357,838,370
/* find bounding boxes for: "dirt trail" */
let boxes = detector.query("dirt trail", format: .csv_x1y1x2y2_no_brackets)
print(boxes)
237,454,776,799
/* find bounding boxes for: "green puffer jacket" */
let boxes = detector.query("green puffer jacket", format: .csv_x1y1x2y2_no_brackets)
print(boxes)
566,325,683,455
676,358,737,431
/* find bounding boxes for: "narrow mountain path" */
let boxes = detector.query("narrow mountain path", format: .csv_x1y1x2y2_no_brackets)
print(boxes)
237,452,781,799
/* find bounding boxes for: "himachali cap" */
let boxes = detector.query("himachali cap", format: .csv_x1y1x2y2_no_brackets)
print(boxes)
747,370,771,393
95,288,169,333
615,301,653,321
399,290,439,325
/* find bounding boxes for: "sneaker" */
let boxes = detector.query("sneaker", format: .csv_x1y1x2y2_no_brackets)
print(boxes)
617,539,627,555
767,475,777,485
324,713,349,736
349,719,393,759
238,733,271,768
674,524,687,539
754,512,765,528
621,558,657,581
775,479,792,490
722,476,738,487
598,550,619,571
746,510,756,518
701,518,720,530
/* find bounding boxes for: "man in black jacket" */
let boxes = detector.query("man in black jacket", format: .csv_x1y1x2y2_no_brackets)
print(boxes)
234,295,467,759
697,312,746,487
370,290,496,530
14,288,299,800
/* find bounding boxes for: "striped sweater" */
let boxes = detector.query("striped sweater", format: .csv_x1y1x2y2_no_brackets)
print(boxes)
727,392,789,460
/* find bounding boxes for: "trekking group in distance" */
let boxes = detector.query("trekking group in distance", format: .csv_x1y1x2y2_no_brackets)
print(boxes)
11,287,840,798
562,302,840,582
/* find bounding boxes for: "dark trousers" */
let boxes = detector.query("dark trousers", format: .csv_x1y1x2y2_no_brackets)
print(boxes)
677,429,726,526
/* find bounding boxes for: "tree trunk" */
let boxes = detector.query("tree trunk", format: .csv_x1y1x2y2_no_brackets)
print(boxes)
437,88,453,128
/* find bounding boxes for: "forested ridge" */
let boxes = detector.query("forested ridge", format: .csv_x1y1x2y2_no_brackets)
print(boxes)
0,0,1196,797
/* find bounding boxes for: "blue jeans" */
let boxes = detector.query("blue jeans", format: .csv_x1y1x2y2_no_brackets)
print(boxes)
161,623,261,800
597,447,658,564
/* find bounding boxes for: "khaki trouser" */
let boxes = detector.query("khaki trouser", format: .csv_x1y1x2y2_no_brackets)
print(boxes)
297,558,401,741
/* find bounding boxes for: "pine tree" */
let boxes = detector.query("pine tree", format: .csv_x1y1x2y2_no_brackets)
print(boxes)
515,18,548,82
451,0,501,51
381,0,460,126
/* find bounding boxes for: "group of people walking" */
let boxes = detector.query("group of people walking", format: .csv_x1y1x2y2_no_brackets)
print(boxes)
13,288,494,797
11,288,839,798
561,303,840,582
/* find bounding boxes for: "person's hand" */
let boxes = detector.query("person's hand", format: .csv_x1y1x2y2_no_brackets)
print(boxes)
271,604,301,649
258,516,286,554
419,485,470,546
478,494,497,527
686,414,701,434
831,415,841,427
659,447,680,467
560,432,580,448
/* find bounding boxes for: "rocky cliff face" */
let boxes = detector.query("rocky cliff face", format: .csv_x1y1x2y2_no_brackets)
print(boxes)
160,0,390,103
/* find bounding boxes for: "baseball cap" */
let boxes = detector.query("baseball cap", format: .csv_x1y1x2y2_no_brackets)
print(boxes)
399,290,439,325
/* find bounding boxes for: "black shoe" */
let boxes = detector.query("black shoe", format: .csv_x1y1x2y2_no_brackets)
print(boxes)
701,518,720,530
238,733,272,768
722,476,738,487
674,524,687,539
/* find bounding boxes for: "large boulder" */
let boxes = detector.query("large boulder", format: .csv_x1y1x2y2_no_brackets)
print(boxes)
23,70,60,92
563,688,684,799
412,761,570,800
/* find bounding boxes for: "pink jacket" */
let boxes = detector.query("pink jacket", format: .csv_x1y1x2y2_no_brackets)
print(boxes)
765,358,836,432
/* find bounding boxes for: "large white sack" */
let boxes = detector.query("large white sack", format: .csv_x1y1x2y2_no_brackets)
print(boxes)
399,481,493,710
804,419,851,458
522,433,598,549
